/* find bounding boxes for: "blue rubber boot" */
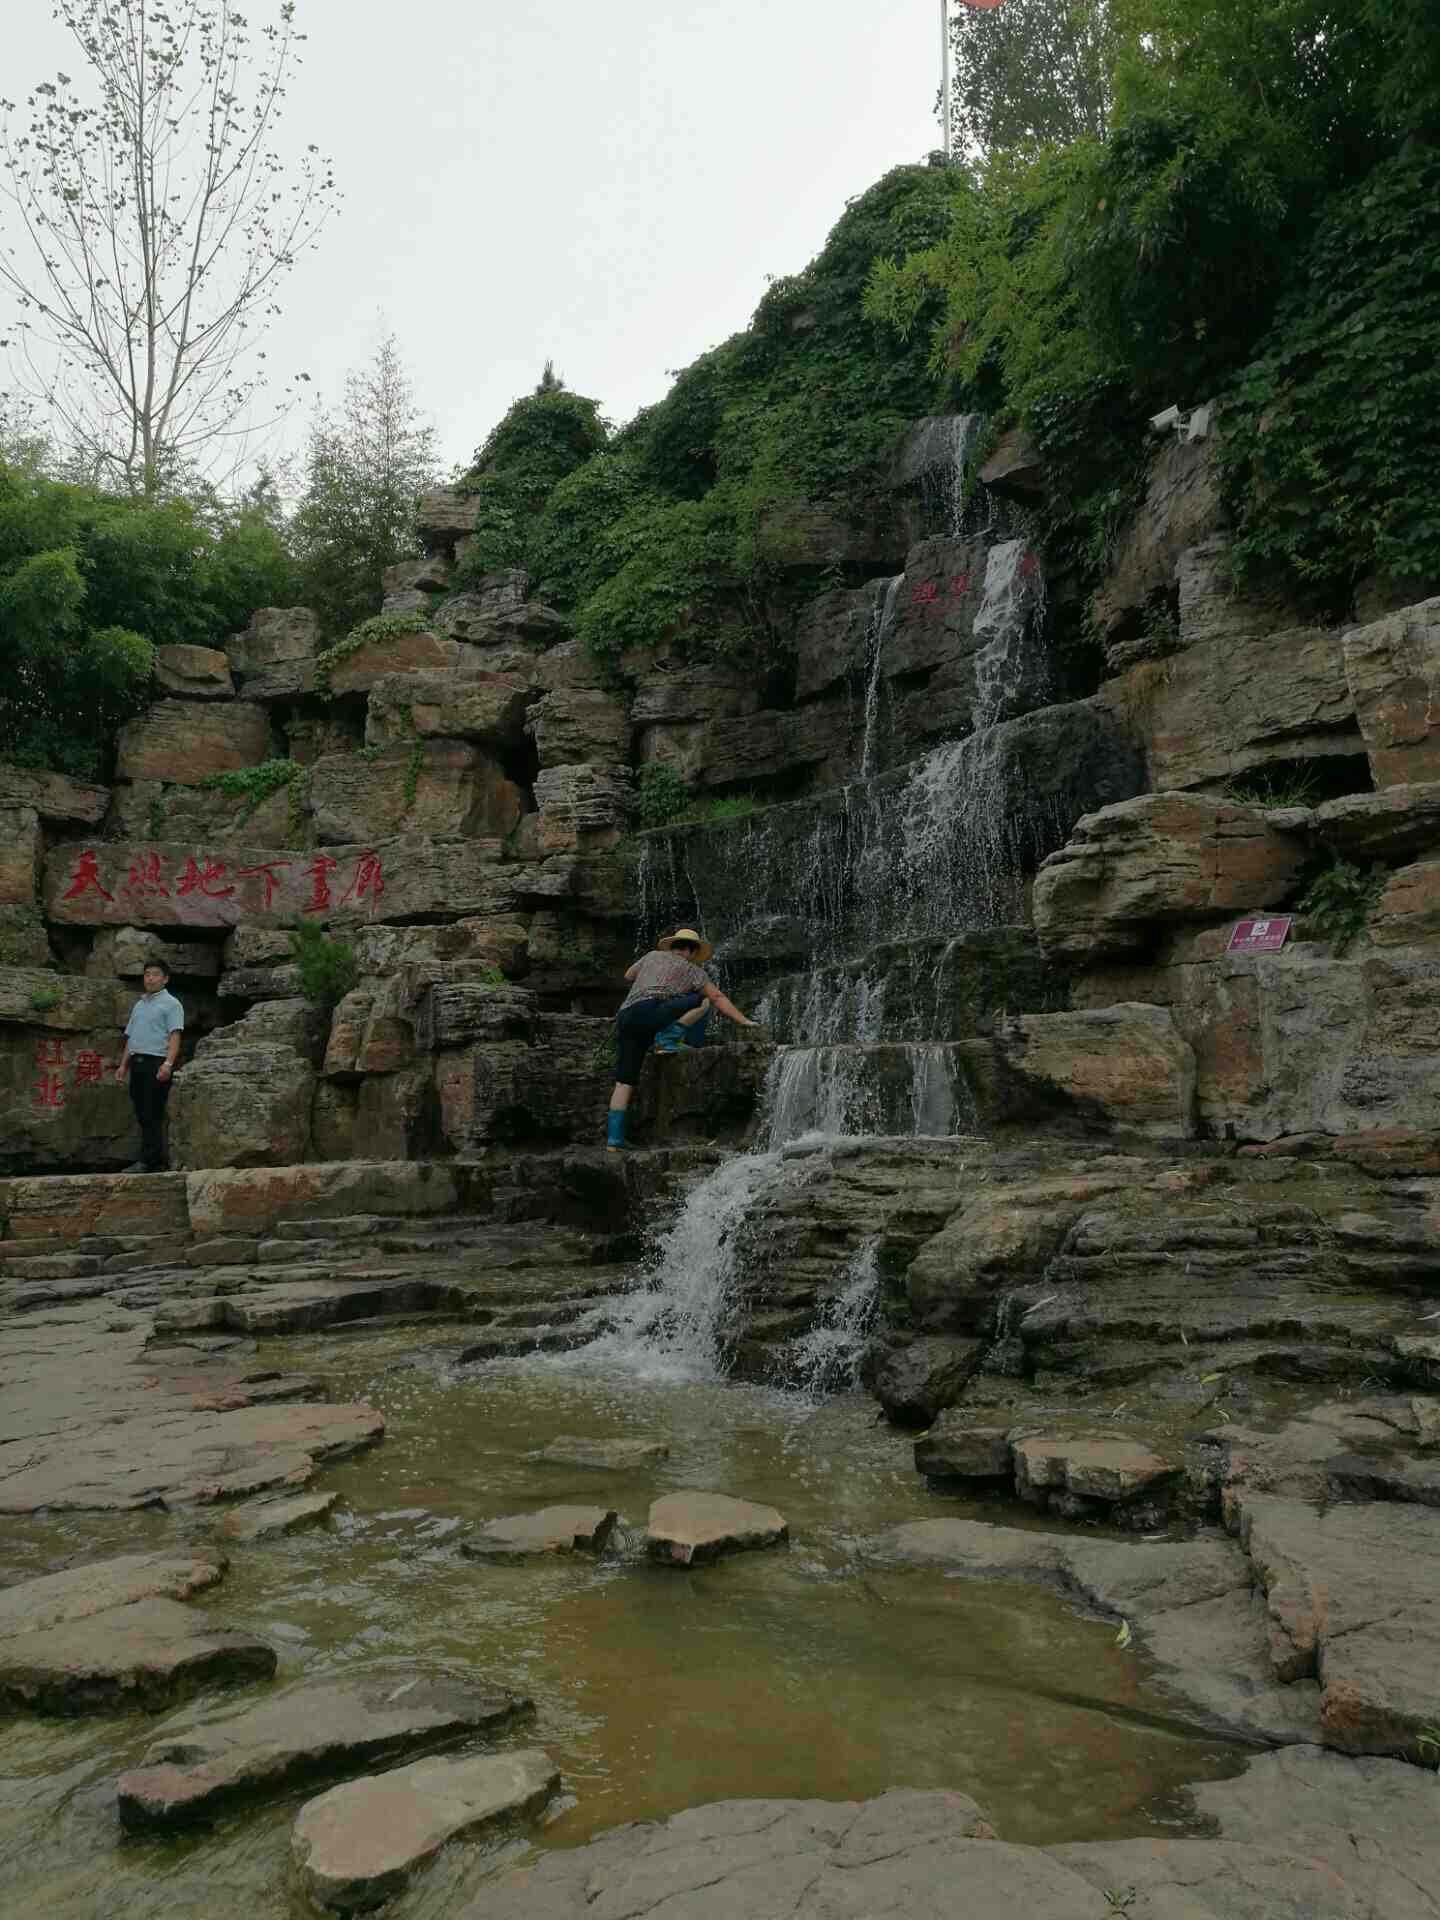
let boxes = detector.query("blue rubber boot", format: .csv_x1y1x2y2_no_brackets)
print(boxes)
606,1109,627,1152
652,1022,685,1055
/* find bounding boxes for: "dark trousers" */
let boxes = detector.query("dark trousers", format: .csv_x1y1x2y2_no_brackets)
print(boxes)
615,992,704,1086
128,1055,172,1170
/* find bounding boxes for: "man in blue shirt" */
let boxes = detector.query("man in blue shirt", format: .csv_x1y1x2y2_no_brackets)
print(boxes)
115,960,185,1173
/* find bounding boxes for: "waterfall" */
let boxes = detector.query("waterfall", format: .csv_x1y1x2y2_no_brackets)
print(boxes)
761,1040,974,1149
781,1241,880,1394
896,413,988,537
972,539,1049,728
563,1150,786,1381
860,575,904,778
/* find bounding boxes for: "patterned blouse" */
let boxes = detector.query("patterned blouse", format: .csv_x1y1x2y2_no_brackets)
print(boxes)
620,950,710,1010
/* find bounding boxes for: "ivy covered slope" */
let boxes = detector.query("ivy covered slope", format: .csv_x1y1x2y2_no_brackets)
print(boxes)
447,168,957,672
863,0,1440,617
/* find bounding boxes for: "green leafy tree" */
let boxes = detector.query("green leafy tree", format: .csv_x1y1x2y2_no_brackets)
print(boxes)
454,364,609,580
290,331,439,637
0,0,336,495
950,0,1116,154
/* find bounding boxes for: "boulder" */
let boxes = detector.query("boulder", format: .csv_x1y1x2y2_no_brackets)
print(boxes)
366,669,533,751
381,553,451,599
646,1492,788,1565
959,1005,1197,1139
86,927,222,980
631,664,763,726
154,644,235,700
1102,619,1359,791
906,1174,1128,1333
1343,595,1440,786
1092,436,1222,641
914,1420,1013,1481
183,1159,460,1239
534,638,608,693
1176,538,1304,653
291,1749,559,1914
527,688,630,767
227,608,319,676
351,916,529,982
417,489,489,548
0,1596,276,1715
1012,1431,1180,1511
117,1666,531,1829
0,806,42,906
462,1507,618,1560
1033,794,1309,961
436,592,568,650
793,585,877,703
1371,857,1440,946
1237,1494,1440,1759
873,1337,983,1426
532,764,632,854
212,1492,339,1543
325,628,460,696
978,428,1045,498
537,1436,669,1472
1315,784,1440,862
1050,1838,1378,1920
116,700,270,785
0,1169,190,1244
0,902,51,967
0,764,110,826
308,744,523,843
169,1021,314,1169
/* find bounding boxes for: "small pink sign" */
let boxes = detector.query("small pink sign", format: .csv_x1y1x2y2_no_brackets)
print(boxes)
1228,915,1293,954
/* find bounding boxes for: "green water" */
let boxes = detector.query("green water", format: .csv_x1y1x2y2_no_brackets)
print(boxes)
0,1322,1243,1917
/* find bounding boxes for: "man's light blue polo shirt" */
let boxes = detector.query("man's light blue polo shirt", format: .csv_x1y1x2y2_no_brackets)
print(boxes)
125,988,184,1057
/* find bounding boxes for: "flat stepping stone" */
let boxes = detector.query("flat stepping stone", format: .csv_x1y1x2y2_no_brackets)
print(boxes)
1012,1431,1179,1506
116,1665,531,1829
914,1421,1013,1481
292,1748,559,1912
538,1436,669,1471
646,1493,788,1567
0,1552,225,1637
462,1507,617,1561
0,1597,276,1715
213,1492,339,1543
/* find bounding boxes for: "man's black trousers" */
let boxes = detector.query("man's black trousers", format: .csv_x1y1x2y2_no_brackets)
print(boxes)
128,1055,172,1171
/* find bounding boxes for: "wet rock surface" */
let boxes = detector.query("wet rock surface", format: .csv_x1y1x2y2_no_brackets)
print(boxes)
462,1506,618,1560
292,1748,560,1912
538,1436,670,1471
117,1666,532,1829
646,1492,789,1565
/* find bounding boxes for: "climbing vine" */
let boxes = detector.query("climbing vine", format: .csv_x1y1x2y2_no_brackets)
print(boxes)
314,612,430,698
198,758,309,828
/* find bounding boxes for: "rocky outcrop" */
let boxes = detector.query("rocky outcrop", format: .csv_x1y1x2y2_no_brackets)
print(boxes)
1092,435,1222,645
116,699,270,785
154,645,235,700
1343,595,1440,786
960,1004,1197,1138
1033,793,1309,961
462,1506,617,1559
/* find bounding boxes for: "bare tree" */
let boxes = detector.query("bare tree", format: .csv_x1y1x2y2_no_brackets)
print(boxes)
0,0,337,494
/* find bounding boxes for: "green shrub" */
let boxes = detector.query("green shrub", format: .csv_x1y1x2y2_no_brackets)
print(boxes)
199,758,308,825
287,923,359,1010
29,984,63,1013
1297,857,1389,951
635,761,691,830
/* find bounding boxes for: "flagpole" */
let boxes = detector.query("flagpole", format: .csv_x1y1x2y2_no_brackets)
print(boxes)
941,0,953,159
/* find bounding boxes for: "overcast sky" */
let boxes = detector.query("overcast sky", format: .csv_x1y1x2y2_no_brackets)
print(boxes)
4,0,945,481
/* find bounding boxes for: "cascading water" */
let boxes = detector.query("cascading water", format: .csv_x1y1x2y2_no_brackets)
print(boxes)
560,1150,786,1382
780,1241,881,1394
860,574,904,778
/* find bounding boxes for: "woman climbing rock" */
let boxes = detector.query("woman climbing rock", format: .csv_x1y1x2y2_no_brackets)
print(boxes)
606,928,759,1150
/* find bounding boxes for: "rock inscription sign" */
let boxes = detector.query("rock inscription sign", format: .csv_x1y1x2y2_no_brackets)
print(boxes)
1227,915,1293,954
45,842,385,932
30,1035,114,1111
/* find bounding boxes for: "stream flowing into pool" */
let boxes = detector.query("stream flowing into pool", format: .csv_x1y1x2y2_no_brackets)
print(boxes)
0,1319,1243,1919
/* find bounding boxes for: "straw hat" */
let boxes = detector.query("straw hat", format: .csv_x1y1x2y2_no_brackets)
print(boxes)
657,927,714,966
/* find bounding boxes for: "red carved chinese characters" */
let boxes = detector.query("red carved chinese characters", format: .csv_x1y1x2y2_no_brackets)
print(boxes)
62,850,115,903
236,861,292,909
176,857,235,900
121,852,170,900
75,1050,105,1084
303,855,340,914
340,853,384,909
909,580,942,607
31,1073,65,1109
